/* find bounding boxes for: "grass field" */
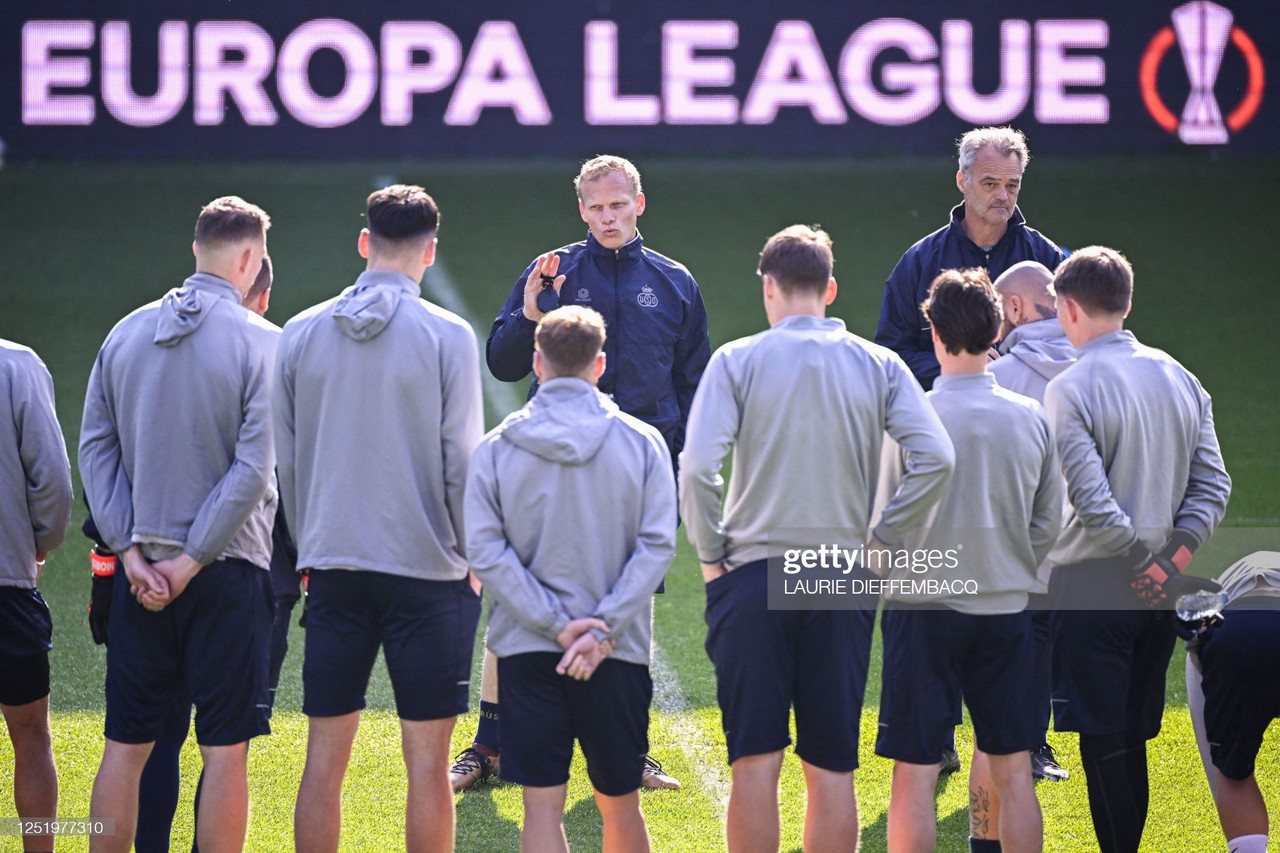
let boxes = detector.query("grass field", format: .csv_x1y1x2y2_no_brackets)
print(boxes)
1,156,1278,851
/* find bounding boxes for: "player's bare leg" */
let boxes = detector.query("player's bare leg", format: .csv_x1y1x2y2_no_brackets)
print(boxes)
3,698,58,853
1216,774,1269,842
969,748,1001,844
800,760,859,852
89,739,153,853
987,751,1042,853
402,716,457,853
295,711,360,853
521,784,569,853
726,751,784,853
594,788,650,853
887,760,940,853
197,741,250,853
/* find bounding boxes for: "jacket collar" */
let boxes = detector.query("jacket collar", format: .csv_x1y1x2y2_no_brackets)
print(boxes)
586,230,645,262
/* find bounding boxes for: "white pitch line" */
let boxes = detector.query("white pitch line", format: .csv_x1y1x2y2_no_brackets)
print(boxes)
426,258,728,813
651,642,732,815
424,258,524,420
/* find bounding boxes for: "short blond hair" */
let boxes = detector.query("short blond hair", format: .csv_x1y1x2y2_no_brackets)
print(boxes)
574,155,642,200
535,306,607,376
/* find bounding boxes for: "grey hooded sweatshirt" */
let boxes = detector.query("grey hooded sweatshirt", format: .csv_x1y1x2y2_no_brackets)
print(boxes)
991,317,1076,402
466,378,676,667
79,273,277,569
1,340,72,587
275,270,482,581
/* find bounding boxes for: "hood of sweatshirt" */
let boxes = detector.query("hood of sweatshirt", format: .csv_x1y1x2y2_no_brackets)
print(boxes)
153,273,243,347
996,317,1076,383
332,270,421,341
501,378,617,465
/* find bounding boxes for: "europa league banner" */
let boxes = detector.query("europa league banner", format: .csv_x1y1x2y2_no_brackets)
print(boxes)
0,0,1273,160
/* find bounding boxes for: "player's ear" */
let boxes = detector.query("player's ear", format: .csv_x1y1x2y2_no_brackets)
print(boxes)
579,201,588,224
956,169,967,195
357,229,371,260
593,351,606,380
532,349,545,381
192,240,199,259
634,192,646,217
422,236,438,268
824,277,838,306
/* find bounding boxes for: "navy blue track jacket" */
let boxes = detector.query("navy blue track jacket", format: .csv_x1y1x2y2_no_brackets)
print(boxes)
487,232,710,460
875,204,1066,390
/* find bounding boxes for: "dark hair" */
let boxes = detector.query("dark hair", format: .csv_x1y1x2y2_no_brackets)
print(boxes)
366,184,439,249
535,306,607,376
921,268,1001,355
1051,246,1133,315
244,255,273,302
757,225,833,296
194,196,270,247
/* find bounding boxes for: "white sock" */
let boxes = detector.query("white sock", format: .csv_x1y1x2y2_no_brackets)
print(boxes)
1227,834,1267,853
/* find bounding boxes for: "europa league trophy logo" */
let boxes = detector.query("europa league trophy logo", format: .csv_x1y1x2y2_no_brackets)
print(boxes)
1171,1,1233,145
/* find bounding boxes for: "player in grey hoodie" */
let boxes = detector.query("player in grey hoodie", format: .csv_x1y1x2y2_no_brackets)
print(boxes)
278,185,483,853
80,196,275,853
466,305,674,853
0,338,72,853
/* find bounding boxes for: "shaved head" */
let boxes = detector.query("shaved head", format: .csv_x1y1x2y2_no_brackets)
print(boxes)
994,261,1056,339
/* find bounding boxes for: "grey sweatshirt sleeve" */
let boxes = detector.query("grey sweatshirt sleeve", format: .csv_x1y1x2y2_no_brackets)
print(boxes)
16,353,72,554
465,441,572,641
1175,393,1231,545
593,434,677,634
1029,414,1063,568
677,349,738,564
273,330,299,557
441,325,484,557
184,344,274,566
871,356,955,546
79,350,135,555
1044,379,1139,556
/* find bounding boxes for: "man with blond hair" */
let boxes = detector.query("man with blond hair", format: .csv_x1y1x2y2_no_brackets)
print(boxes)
681,225,953,852
468,305,674,853
462,155,709,791
81,196,277,853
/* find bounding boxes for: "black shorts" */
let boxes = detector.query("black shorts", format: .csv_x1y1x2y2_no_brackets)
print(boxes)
876,605,1039,763
1198,605,1280,780
0,585,53,657
705,560,873,772
0,651,50,706
105,558,274,746
302,569,481,721
497,652,652,796
1027,593,1053,735
1049,564,1175,739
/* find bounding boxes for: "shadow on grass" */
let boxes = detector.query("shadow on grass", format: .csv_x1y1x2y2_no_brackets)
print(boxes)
455,782,521,853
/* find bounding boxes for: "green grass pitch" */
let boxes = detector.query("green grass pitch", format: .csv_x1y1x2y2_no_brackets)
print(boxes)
0,155,1277,851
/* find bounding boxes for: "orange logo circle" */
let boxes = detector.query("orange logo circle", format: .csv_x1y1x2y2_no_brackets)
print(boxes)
1140,24,1264,134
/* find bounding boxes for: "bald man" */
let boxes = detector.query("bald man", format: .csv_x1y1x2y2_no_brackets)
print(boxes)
990,261,1076,401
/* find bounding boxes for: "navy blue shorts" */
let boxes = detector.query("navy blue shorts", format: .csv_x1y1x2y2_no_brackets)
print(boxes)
0,586,52,705
1027,593,1053,736
105,558,273,746
302,569,480,721
497,652,652,796
705,560,873,772
1198,604,1280,780
1049,564,1175,739
0,650,50,706
876,605,1038,763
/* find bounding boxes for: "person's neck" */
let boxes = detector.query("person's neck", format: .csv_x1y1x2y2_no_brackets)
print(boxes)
960,211,1008,248
938,351,989,376
767,300,826,326
1073,320,1125,347
365,261,424,283
193,264,248,298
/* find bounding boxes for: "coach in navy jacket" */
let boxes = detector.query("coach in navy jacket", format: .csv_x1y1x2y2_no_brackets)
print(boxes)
486,156,710,462
876,127,1065,390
